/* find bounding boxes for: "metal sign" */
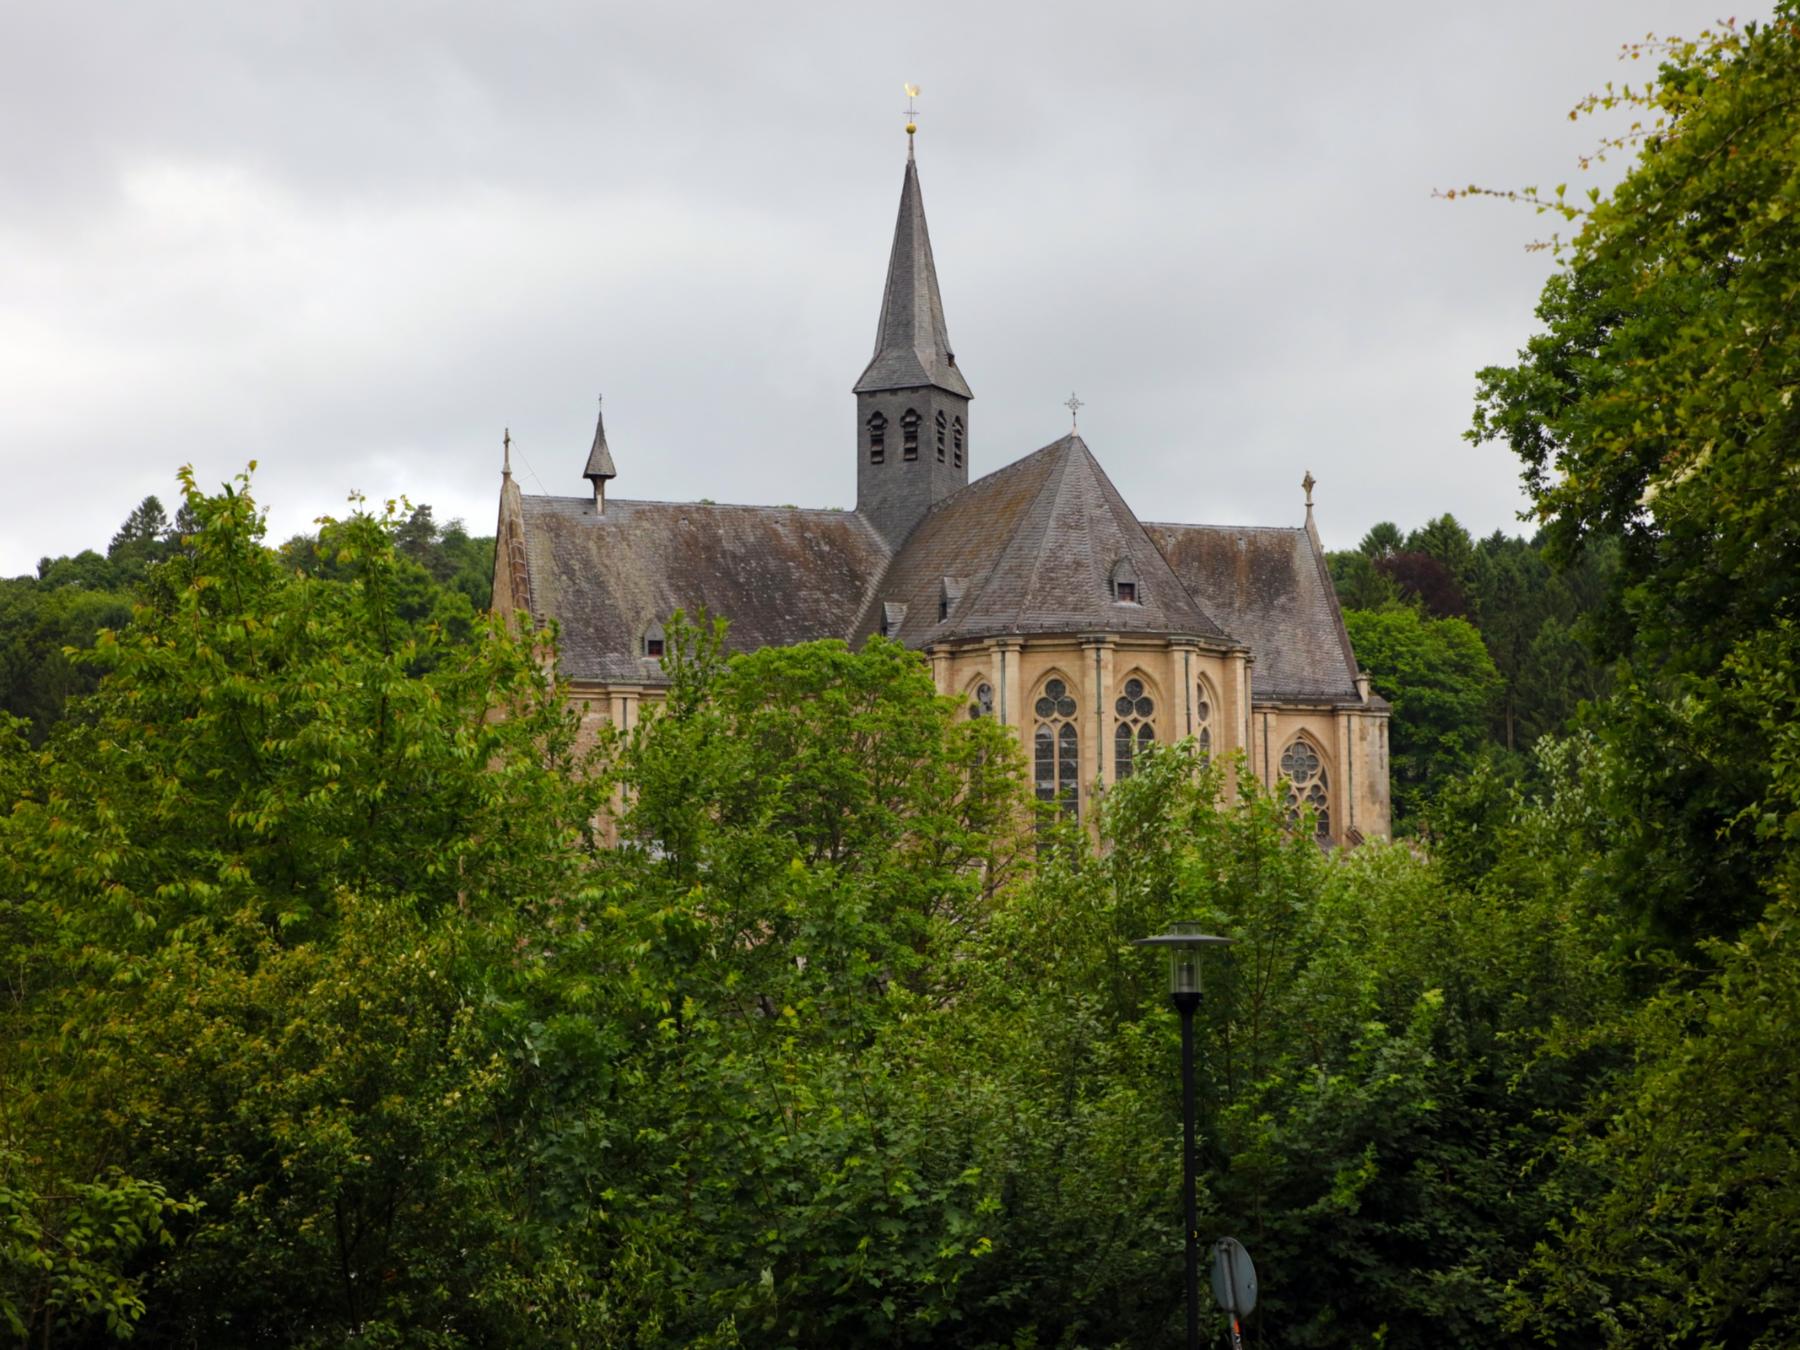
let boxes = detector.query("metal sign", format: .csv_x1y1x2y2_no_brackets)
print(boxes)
1211,1237,1257,1347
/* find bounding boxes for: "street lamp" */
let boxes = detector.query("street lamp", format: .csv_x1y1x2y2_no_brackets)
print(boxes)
1133,922,1233,1350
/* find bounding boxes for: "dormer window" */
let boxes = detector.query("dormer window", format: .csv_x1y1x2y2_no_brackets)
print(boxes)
643,621,666,659
938,576,963,623
1116,581,1137,604
935,410,947,462
1110,559,1141,605
952,417,964,469
902,409,920,460
881,601,907,638
867,412,886,464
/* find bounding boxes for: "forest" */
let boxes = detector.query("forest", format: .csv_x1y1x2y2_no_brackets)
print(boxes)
5,11,1800,1348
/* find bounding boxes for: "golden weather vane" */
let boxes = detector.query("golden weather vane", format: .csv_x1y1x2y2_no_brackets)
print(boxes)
904,83,920,138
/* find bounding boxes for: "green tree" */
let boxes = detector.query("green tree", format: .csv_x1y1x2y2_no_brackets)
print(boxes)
1468,11,1800,941
0,467,600,1345
1342,607,1500,821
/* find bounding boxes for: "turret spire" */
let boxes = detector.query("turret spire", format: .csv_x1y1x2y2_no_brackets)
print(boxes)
584,394,616,511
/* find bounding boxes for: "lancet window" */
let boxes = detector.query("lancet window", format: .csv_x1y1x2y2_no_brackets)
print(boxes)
1114,676,1157,779
1033,677,1080,817
953,417,964,469
1195,679,1215,760
968,681,994,720
902,409,920,460
867,411,886,463
1280,736,1331,840
936,410,947,462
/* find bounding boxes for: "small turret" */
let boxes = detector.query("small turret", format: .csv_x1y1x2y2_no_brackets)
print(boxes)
584,395,616,512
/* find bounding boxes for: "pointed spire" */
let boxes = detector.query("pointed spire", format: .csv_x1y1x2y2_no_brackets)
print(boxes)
854,147,972,398
502,427,512,481
584,395,616,483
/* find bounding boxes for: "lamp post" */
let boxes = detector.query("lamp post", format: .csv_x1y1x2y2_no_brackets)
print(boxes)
1133,922,1233,1350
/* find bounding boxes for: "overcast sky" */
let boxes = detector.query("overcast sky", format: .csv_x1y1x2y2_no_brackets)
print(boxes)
0,0,1759,575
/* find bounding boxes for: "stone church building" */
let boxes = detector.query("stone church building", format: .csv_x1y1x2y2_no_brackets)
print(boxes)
491,138,1390,842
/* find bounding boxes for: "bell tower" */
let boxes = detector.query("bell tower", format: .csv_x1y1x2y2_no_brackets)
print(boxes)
854,128,972,548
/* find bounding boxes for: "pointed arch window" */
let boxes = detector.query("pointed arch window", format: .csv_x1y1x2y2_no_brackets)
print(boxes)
1195,679,1215,760
952,417,964,469
1113,676,1157,779
902,409,920,461
935,410,947,462
1033,677,1080,818
967,681,994,720
867,411,887,464
1280,737,1331,840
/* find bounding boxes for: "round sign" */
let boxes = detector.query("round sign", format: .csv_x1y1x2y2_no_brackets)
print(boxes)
1210,1236,1258,1316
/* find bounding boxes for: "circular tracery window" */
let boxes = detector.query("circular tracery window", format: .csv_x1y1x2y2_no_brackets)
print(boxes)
1114,677,1156,779
969,682,993,719
1035,679,1077,720
1280,738,1331,839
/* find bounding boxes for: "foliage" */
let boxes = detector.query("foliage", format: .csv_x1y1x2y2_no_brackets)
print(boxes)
0,467,595,1345
1342,607,1500,823
1468,9,1800,941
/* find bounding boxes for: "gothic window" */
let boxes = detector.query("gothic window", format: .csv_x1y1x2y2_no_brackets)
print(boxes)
936,410,947,463
1114,676,1156,779
902,409,920,460
968,681,994,720
643,621,665,659
1195,680,1215,760
868,411,887,464
1033,677,1080,817
1280,737,1331,840
953,417,964,469
1111,559,1140,605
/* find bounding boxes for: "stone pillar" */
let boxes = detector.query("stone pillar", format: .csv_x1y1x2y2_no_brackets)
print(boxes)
1080,635,1116,798
994,638,1023,728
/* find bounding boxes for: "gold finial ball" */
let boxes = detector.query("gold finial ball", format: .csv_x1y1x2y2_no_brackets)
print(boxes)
906,121,916,134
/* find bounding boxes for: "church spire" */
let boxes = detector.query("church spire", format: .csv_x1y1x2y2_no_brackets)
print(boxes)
853,141,972,399
584,395,616,511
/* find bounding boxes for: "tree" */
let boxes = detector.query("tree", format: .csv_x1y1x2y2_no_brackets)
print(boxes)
0,467,600,1344
1467,11,1800,941
1342,607,1500,821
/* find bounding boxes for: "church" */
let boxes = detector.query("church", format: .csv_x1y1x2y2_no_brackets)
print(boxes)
490,132,1391,843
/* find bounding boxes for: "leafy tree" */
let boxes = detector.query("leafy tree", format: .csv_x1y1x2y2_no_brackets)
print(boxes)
1343,607,1500,821
1375,549,1469,618
1357,521,1403,559
1,467,599,1345
1467,11,1800,941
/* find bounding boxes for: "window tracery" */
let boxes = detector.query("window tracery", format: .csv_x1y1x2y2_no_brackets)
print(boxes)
968,681,993,720
1113,676,1156,779
1280,737,1331,840
1033,677,1079,817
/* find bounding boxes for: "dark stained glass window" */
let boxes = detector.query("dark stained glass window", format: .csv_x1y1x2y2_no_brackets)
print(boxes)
1033,678,1080,817
1113,676,1156,779
1280,737,1331,840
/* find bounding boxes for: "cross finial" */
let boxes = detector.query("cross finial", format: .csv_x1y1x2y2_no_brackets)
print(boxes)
1302,469,1316,509
1065,391,1084,429
903,83,920,156
502,427,512,478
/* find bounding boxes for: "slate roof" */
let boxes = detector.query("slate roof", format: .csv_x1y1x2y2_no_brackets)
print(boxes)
514,495,889,684
853,433,1225,647
852,149,973,399
1142,521,1362,702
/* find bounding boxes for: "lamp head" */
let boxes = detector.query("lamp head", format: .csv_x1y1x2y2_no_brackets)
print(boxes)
1132,921,1233,996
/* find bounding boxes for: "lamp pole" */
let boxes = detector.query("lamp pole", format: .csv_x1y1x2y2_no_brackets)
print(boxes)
1133,923,1233,1350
